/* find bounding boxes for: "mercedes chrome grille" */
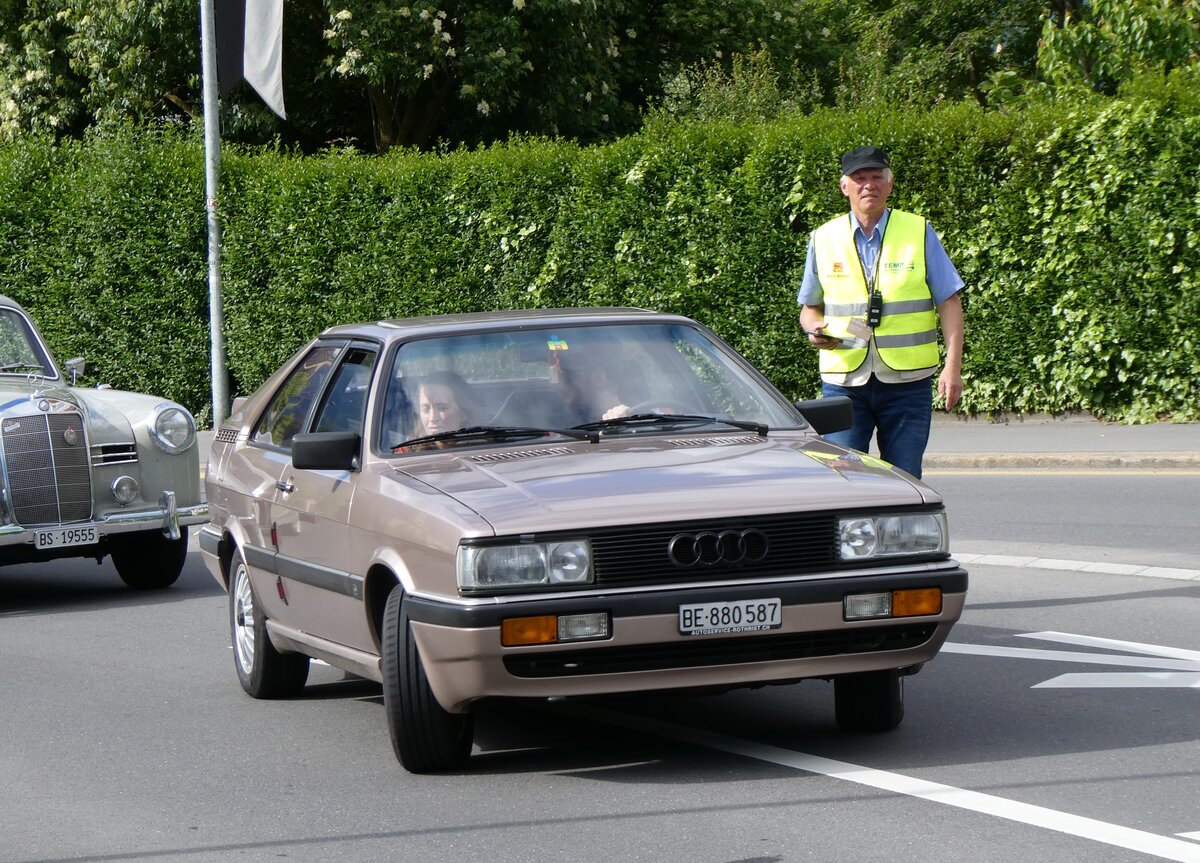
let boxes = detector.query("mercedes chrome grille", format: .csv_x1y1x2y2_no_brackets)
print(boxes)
1,412,92,526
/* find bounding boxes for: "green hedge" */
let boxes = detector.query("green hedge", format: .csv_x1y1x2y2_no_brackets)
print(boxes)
1,75,1197,425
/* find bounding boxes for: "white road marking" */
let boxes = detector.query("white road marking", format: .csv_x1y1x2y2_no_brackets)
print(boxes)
565,704,1200,863
953,550,1200,581
940,642,1200,672
1178,833,1200,842
1016,631,1200,663
1034,672,1200,688
945,632,1200,689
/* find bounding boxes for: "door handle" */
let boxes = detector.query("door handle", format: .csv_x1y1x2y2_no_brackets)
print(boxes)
275,480,295,494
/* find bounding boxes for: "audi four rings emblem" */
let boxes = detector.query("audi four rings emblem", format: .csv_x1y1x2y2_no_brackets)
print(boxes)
668,529,769,567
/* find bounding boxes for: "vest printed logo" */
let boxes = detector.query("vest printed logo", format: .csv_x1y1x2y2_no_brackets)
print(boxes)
832,261,844,273
883,261,914,272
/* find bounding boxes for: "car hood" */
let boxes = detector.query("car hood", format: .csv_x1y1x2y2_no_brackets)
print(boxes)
0,380,166,447
392,433,938,535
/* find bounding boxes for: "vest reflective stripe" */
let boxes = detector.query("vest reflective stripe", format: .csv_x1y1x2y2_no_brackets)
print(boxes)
824,298,934,317
875,329,938,348
813,209,939,373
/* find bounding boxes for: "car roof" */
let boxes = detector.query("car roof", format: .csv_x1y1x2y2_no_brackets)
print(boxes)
318,307,697,342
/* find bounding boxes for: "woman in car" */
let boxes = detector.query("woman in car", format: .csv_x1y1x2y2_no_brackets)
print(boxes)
392,370,476,452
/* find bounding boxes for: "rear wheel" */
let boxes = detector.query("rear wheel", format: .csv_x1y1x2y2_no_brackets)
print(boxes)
110,530,188,590
381,589,473,773
834,669,904,732
230,558,309,698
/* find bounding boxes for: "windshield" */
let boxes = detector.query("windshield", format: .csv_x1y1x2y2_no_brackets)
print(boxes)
0,308,54,377
381,321,801,452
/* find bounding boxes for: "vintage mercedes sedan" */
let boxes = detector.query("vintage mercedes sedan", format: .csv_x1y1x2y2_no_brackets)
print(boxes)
201,308,967,772
0,295,207,588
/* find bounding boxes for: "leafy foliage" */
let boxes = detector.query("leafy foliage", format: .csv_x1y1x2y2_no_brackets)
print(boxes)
2,84,1197,423
1038,0,1200,96
0,0,838,152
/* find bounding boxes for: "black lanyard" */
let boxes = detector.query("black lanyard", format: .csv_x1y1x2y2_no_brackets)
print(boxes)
851,212,888,328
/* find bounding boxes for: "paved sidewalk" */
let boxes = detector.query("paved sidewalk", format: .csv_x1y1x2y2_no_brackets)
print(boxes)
926,412,1200,469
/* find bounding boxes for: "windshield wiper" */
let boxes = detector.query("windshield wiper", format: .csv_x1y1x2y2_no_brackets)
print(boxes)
392,425,598,450
0,362,44,373
573,413,768,436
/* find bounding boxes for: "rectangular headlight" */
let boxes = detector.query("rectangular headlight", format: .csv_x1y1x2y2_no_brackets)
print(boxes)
838,512,948,560
458,539,593,591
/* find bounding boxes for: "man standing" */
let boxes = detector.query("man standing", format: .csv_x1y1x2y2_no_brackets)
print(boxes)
797,145,963,479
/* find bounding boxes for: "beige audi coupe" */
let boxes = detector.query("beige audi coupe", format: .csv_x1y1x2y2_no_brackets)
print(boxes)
201,308,966,772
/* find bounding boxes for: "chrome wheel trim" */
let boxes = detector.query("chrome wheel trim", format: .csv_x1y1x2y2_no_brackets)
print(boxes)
232,562,257,676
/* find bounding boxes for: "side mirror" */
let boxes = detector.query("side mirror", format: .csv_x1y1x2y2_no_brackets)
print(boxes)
795,396,852,436
64,357,86,385
291,431,361,472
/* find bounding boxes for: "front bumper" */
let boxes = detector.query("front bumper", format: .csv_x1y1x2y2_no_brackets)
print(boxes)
0,490,209,548
406,564,968,712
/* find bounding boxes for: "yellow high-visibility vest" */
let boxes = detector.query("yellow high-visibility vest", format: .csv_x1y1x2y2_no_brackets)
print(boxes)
812,209,939,373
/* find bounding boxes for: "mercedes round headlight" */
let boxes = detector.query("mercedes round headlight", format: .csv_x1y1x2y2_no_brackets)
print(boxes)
458,539,593,592
149,405,196,454
838,512,947,560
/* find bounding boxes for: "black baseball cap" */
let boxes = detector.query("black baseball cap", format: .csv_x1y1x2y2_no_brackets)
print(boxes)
841,146,891,175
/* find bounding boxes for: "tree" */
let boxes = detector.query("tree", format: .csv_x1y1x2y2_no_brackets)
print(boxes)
0,0,826,152
834,0,1046,108
1037,0,1200,96
321,0,822,151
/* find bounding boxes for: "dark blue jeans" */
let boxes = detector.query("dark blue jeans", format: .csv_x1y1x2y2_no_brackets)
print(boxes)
821,377,933,478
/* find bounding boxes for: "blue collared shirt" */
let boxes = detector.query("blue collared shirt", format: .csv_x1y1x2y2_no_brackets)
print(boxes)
797,209,964,307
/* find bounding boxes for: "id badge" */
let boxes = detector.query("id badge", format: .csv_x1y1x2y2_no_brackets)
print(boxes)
846,318,872,340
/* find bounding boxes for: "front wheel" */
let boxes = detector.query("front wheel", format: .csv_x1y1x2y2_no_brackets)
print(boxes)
381,589,473,773
229,558,309,699
834,669,904,732
110,530,188,590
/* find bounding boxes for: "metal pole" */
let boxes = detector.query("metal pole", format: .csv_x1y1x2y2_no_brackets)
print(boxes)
199,0,229,427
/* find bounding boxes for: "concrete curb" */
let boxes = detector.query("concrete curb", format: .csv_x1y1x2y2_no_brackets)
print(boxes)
925,451,1200,469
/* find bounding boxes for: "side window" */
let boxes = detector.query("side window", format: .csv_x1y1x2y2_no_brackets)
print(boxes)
312,347,377,435
253,344,343,448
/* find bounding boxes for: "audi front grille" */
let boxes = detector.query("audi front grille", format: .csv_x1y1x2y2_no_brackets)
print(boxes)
1,412,92,526
589,512,840,587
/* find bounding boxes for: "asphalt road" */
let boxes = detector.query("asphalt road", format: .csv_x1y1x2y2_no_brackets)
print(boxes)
3,468,1199,863
926,469,1200,570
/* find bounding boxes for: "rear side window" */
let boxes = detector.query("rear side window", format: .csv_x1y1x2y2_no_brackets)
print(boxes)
253,344,343,449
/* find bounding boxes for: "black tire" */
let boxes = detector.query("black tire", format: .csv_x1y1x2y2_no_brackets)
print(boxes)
834,669,904,732
381,589,473,773
110,529,189,590
229,557,309,698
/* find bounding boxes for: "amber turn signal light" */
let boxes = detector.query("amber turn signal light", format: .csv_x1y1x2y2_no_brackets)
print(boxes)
501,616,558,646
892,587,942,617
